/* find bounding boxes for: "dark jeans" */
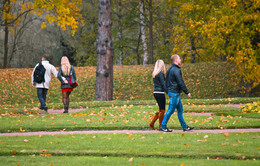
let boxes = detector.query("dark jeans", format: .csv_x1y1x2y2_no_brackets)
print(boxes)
153,93,166,110
37,88,48,109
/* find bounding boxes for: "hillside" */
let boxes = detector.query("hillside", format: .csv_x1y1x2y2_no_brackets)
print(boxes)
0,62,258,105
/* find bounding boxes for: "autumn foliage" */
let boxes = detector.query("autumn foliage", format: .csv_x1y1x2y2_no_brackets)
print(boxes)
169,0,260,94
1,62,256,106
2,0,83,35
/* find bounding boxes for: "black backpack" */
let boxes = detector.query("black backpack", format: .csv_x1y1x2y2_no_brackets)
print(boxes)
33,62,46,83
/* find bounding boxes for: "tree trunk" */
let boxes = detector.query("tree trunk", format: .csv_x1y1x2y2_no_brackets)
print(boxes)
148,0,153,64
0,1,4,25
3,0,10,68
139,0,148,65
117,0,123,65
136,29,141,65
95,0,114,101
190,36,196,63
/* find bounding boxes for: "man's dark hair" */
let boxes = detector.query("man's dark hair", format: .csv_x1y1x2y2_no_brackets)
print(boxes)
42,54,49,60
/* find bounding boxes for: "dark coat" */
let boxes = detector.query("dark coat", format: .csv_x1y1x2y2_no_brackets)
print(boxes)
57,65,77,89
166,63,189,94
153,72,167,92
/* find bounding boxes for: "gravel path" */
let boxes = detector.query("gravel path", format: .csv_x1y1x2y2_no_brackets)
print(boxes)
0,128,259,136
47,108,86,114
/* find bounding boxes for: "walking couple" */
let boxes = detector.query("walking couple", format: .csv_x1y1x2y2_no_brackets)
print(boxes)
150,54,194,132
31,54,77,113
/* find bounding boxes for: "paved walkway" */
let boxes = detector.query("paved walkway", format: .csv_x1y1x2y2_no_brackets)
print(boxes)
48,108,86,114
0,128,259,136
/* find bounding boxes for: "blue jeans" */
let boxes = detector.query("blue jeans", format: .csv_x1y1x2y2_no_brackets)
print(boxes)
161,92,188,129
37,88,48,109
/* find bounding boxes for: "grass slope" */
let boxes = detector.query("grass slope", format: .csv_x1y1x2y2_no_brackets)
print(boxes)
1,62,258,105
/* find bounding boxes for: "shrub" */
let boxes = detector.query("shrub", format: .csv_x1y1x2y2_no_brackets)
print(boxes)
241,102,260,113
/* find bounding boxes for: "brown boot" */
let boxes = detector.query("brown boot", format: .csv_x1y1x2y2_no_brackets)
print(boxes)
158,110,165,130
149,111,159,130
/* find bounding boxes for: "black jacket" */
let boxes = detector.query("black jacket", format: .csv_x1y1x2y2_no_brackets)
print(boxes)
166,63,189,94
57,65,77,89
153,72,167,92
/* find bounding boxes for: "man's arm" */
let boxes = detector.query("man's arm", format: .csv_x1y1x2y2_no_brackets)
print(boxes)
174,69,190,94
51,65,58,78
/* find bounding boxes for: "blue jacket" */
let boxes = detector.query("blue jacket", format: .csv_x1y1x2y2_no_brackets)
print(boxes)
166,63,189,94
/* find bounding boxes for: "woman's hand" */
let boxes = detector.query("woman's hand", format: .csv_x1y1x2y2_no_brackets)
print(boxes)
64,80,68,84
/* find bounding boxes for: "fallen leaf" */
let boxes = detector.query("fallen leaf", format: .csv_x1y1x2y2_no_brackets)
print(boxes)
129,157,134,162
181,133,185,137
224,132,229,137
23,139,29,143
197,140,205,142
208,117,213,120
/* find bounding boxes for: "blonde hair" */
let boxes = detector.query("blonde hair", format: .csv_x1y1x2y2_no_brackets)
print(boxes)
61,56,71,76
152,60,166,78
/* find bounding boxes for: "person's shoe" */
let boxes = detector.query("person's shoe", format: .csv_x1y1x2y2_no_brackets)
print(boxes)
183,126,194,132
43,106,48,112
160,127,172,132
63,105,68,113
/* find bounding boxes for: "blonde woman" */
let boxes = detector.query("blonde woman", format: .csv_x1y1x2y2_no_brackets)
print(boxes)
150,59,167,130
57,56,77,113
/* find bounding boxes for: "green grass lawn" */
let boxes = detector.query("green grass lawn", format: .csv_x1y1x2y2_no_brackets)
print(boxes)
0,133,259,165
1,105,259,133
1,156,259,166
0,98,259,165
1,97,260,114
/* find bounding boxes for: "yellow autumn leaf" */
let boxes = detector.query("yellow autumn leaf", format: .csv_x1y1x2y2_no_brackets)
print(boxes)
41,22,47,29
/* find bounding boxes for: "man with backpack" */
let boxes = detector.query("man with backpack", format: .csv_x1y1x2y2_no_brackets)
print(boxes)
31,54,59,112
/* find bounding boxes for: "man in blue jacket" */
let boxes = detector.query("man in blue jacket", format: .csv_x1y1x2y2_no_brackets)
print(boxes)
160,54,194,132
